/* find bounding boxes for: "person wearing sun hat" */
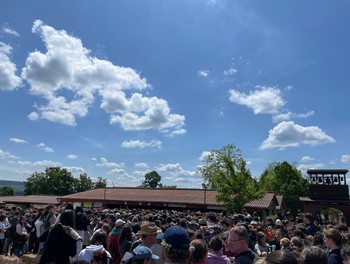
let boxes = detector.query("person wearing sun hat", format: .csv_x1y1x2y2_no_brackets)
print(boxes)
158,226,191,264
132,244,159,264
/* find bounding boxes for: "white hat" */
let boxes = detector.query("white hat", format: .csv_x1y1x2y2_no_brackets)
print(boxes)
115,219,126,227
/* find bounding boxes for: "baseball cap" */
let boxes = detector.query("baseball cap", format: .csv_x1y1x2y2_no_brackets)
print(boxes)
158,226,190,249
133,245,159,260
115,219,126,227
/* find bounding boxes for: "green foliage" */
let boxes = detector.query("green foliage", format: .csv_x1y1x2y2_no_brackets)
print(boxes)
94,177,107,189
259,161,309,217
74,173,94,193
198,144,264,213
24,167,108,195
0,186,15,196
142,171,162,188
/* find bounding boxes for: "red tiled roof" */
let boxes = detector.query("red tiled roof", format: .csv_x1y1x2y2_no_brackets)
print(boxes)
244,192,279,209
0,195,61,205
59,187,221,206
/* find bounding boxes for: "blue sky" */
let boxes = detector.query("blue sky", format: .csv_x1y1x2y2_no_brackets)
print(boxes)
1,0,350,188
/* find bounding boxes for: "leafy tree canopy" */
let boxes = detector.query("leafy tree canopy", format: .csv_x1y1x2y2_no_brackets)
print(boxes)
0,186,15,196
198,143,263,213
259,161,309,216
141,171,162,188
24,167,107,195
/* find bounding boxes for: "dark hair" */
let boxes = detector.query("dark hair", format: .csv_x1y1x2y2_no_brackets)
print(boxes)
264,250,299,264
92,249,108,264
324,228,343,248
90,231,108,248
119,225,133,244
209,236,223,252
190,239,207,264
59,209,75,228
301,246,327,264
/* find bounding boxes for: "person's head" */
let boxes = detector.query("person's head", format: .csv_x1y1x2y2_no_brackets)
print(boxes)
341,244,350,264
263,250,299,264
225,225,249,256
139,222,161,247
257,231,267,244
133,245,159,264
91,249,109,264
324,228,343,249
274,229,283,242
208,236,223,253
90,231,108,248
59,209,75,228
160,226,191,264
300,246,327,264
47,204,56,214
190,239,208,263
280,237,291,250
303,213,314,225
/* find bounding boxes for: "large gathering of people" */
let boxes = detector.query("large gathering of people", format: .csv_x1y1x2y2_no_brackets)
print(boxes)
0,203,350,264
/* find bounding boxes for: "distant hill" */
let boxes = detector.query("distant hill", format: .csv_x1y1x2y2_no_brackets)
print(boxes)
0,180,25,195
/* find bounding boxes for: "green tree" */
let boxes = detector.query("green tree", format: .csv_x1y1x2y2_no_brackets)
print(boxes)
141,171,161,188
259,161,309,216
94,177,107,189
0,186,15,196
25,167,76,195
74,173,94,193
198,144,263,213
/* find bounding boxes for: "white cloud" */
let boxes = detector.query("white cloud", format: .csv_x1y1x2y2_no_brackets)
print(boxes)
37,142,54,153
341,155,350,164
0,149,19,159
9,138,28,144
223,67,238,76
121,139,162,150
2,25,20,37
20,20,185,135
297,163,324,173
260,121,335,150
198,70,209,77
135,162,149,169
155,163,197,179
64,166,85,173
32,160,62,167
300,156,314,163
0,42,22,91
229,86,285,115
272,110,314,123
67,154,78,160
109,93,186,135
96,157,124,168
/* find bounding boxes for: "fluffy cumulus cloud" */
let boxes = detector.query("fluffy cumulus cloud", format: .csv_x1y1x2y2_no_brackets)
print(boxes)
260,121,335,150
9,137,28,144
134,162,149,169
341,155,350,164
0,42,22,91
19,20,185,135
121,139,162,150
198,151,211,161
155,163,198,182
229,86,285,115
298,163,324,173
96,157,124,169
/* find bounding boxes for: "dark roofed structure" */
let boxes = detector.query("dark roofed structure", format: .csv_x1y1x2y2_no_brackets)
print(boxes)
58,187,224,211
244,192,279,219
0,195,61,206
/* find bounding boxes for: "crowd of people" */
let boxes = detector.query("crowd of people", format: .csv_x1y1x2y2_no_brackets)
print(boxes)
0,204,350,264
